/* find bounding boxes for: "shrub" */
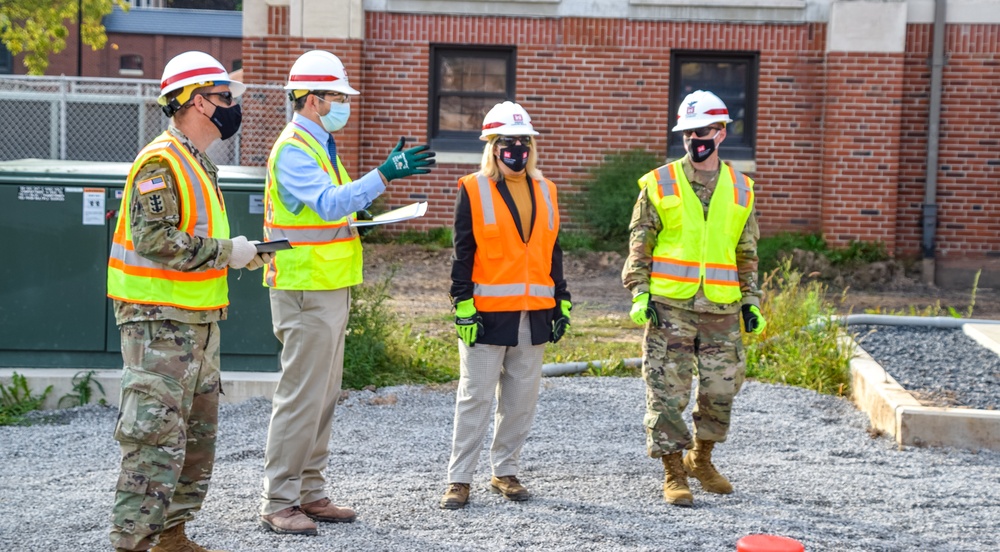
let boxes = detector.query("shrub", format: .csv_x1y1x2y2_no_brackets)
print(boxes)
580,148,661,250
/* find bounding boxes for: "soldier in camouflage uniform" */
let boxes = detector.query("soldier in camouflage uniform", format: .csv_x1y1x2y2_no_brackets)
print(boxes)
106,52,271,552
622,90,767,507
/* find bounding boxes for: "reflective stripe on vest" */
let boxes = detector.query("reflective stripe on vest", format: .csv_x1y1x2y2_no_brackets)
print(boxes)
462,173,559,312
262,122,362,290
107,131,230,310
644,160,753,304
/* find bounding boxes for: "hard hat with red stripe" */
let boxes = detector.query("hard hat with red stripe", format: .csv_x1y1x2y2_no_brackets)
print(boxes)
672,90,733,132
158,51,245,117
285,50,359,100
480,101,539,141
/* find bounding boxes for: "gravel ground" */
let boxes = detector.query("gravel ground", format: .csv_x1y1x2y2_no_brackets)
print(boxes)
854,325,1000,410
2,377,999,552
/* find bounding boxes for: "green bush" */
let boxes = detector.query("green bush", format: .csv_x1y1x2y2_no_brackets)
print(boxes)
758,232,890,274
580,148,661,250
365,226,453,249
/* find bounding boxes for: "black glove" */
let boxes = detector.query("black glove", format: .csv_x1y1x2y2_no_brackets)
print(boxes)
550,300,572,343
355,208,374,237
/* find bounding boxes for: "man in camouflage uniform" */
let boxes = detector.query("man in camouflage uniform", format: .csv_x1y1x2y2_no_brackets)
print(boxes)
622,90,767,507
106,52,271,552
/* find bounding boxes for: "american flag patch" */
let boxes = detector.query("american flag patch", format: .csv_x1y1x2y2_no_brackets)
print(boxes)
137,177,167,195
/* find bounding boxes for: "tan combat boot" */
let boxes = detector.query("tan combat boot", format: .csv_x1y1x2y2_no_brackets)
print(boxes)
683,438,733,494
660,452,693,507
150,523,225,552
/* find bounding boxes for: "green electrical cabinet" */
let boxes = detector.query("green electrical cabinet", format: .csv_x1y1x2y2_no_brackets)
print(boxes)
0,159,280,372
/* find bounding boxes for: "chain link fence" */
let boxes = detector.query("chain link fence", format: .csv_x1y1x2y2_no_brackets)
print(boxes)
0,76,289,166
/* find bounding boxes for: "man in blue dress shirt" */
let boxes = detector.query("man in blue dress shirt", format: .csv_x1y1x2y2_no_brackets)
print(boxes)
258,49,435,536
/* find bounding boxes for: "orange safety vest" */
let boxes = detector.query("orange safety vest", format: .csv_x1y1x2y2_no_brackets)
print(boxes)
107,131,230,310
641,160,754,304
460,172,559,312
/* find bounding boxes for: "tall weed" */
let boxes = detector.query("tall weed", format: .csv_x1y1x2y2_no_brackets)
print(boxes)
744,262,854,396
1,373,52,426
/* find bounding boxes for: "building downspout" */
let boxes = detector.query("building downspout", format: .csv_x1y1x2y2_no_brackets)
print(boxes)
921,0,947,285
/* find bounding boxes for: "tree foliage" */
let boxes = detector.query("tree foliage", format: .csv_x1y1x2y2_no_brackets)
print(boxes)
0,0,128,75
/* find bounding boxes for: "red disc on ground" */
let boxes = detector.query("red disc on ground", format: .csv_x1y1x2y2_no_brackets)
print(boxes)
736,534,805,552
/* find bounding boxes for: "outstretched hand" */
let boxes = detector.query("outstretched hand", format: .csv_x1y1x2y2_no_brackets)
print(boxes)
378,137,436,182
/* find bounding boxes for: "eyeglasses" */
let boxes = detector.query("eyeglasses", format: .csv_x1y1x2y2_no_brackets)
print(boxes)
317,92,350,104
497,135,532,147
200,91,234,106
682,126,722,138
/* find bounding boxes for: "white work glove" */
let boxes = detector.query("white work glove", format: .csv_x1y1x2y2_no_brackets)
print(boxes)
227,235,258,270
244,251,274,271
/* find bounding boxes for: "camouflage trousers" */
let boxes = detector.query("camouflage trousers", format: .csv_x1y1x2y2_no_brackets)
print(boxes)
110,320,221,552
641,304,745,457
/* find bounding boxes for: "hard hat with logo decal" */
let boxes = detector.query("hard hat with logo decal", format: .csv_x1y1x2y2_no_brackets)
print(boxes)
480,101,539,141
285,50,360,101
672,90,733,132
158,51,245,117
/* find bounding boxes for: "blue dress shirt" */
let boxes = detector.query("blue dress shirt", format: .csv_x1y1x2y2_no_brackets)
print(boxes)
274,114,386,221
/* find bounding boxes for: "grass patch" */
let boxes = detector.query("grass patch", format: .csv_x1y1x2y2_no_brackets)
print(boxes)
364,226,453,249
744,262,854,396
1,372,52,426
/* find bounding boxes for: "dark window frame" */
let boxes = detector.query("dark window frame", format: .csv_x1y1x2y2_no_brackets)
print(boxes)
0,42,13,74
668,51,759,161
427,45,516,153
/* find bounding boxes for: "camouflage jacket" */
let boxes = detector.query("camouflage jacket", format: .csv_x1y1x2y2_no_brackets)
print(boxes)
621,156,761,315
114,127,233,325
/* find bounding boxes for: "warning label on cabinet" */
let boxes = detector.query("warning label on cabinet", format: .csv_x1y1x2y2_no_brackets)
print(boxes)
18,186,65,201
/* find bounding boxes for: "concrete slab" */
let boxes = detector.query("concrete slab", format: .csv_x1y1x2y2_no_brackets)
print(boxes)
0,368,279,410
964,323,1000,358
849,327,1000,452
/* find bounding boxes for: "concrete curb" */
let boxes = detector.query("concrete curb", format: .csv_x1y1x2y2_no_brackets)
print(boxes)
0,368,279,410
849,332,1000,451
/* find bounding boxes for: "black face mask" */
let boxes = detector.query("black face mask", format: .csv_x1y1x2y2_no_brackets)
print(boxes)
685,136,718,163
498,144,529,173
209,103,243,141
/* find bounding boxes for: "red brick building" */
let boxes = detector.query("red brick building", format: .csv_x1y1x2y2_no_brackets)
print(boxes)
241,0,1000,288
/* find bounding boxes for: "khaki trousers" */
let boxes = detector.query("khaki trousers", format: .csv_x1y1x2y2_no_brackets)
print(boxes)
447,312,545,484
261,287,349,515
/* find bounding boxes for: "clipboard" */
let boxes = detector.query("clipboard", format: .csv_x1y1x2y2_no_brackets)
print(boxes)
351,202,428,227
251,239,293,253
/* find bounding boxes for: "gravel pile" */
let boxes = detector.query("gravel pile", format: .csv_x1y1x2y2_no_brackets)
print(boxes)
854,325,1000,410
2,376,999,552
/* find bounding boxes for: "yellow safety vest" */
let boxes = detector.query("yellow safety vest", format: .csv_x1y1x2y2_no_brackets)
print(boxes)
640,160,754,304
263,122,362,290
107,131,230,310
460,173,559,312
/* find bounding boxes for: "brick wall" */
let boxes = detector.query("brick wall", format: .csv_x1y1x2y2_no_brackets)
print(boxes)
241,11,1000,270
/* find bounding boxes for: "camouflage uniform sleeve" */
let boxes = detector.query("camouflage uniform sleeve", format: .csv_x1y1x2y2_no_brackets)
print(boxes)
621,187,662,298
129,162,230,271
737,207,762,307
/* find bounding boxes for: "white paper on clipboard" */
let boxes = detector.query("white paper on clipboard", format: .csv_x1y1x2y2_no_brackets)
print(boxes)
352,201,428,227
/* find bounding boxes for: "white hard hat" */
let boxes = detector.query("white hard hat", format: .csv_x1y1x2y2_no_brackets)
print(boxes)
672,90,733,132
480,101,539,141
285,50,359,98
158,51,245,106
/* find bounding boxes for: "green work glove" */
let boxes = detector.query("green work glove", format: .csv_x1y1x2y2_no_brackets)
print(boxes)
355,208,374,237
550,300,572,343
377,137,436,182
629,292,658,326
455,298,483,347
741,304,767,334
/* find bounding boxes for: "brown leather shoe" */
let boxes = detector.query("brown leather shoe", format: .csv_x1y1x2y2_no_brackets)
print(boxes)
260,506,318,536
439,482,471,510
301,498,357,523
490,475,530,501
